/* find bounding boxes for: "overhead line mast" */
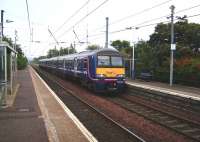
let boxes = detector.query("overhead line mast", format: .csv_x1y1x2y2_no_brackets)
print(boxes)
169,5,175,86
105,17,109,48
25,0,32,41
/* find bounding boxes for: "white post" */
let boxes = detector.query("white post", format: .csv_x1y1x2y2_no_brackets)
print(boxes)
10,53,12,94
14,30,17,72
105,17,109,48
129,59,132,78
4,47,7,83
0,24,2,42
132,43,135,79
170,5,175,86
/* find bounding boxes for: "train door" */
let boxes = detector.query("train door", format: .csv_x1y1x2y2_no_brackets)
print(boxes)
74,57,78,77
83,58,88,77
88,55,96,78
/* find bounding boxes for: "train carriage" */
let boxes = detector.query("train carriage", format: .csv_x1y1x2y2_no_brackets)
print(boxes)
39,48,125,92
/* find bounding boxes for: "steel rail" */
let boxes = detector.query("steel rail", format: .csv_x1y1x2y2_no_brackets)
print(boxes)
34,66,146,142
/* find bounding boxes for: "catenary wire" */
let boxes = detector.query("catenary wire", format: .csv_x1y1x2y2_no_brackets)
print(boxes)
57,0,109,39
49,12,200,47
85,2,200,38
87,0,172,33
54,0,90,34
109,0,172,26
110,12,200,34
58,2,200,45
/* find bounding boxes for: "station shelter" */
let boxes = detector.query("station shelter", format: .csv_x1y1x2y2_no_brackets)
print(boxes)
0,41,17,107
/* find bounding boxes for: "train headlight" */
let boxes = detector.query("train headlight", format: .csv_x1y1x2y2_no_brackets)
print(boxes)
96,74,105,78
116,74,125,78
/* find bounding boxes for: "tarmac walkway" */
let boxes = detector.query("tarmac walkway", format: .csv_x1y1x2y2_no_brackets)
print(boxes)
0,67,96,142
0,69,48,142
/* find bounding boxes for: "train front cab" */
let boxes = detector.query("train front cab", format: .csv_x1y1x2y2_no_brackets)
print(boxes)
90,50,125,92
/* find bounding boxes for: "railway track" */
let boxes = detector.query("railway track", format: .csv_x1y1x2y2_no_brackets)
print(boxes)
105,92,200,141
127,85,200,114
125,88,200,126
33,66,145,142
34,65,200,141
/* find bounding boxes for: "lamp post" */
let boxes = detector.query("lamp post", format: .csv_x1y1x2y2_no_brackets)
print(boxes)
132,42,135,79
169,5,175,86
1,10,4,38
126,27,139,79
0,9,14,41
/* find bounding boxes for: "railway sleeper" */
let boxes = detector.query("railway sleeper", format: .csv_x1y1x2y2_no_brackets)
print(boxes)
171,124,189,129
193,134,200,139
181,128,200,133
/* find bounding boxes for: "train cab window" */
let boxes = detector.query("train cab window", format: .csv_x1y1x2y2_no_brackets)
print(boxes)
111,56,123,67
97,56,110,66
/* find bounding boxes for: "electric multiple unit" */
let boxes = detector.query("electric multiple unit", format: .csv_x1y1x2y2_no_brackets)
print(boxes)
39,48,125,92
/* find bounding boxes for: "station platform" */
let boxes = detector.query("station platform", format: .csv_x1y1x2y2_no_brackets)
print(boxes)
0,66,97,142
126,79,200,101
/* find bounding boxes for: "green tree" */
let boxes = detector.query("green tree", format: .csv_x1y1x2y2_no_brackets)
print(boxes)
111,40,131,51
3,36,28,70
17,54,28,70
149,20,200,54
59,47,69,55
32,56,46,64
68,44,77,54
136,41,156,70
111,40,132,58
2,36,13,47
86,44,101,50
47,47,59,58
58,45,77,56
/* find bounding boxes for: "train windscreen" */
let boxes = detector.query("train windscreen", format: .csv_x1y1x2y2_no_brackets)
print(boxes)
97,56,123,67
111,56,123,66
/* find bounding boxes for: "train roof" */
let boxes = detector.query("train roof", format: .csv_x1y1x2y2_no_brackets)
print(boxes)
39,47,120,62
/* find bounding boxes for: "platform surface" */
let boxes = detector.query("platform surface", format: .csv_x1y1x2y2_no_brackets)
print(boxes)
0,68,49,142
126,79,200,101
0,67,96,142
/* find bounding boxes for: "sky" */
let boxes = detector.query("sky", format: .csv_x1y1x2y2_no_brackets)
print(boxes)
1,0,200,59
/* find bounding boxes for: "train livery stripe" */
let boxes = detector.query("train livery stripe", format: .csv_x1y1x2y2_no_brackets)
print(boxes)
96,68,125,77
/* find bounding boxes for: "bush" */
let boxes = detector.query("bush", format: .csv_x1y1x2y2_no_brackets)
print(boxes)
17,54,28,70
174,57,200,86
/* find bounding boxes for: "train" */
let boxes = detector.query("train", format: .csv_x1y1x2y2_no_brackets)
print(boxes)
39,48,126,92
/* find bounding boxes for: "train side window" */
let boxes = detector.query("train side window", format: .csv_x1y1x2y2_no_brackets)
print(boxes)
68,61,70,69
70,60,73,69
77,59,81,70
62,60,64,67
65,60,68,69
83,59,87,69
